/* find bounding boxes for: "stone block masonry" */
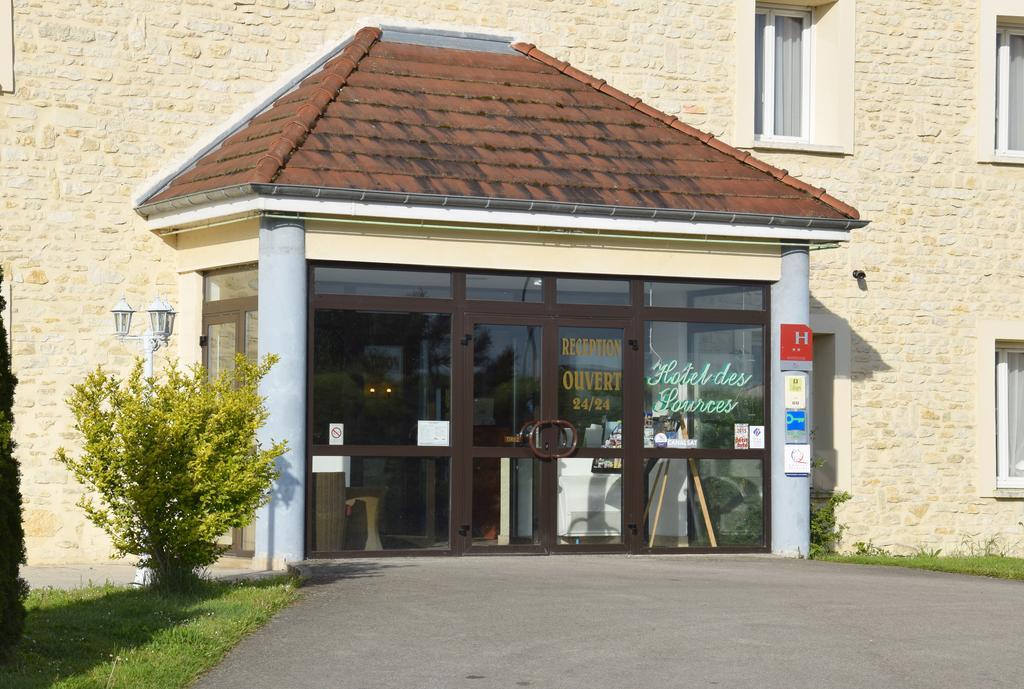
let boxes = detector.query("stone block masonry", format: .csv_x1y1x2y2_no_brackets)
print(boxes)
3,0,1022,562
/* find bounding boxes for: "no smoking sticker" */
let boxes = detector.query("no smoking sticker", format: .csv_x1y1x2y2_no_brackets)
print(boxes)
328,423,344,446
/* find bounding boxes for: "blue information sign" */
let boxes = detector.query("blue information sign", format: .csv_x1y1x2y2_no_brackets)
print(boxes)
786,410,806,432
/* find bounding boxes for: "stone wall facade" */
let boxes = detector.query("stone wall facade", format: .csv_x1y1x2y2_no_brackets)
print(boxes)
3,0,1022,563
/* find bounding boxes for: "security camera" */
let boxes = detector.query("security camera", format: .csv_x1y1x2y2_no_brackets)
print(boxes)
852,270,866,280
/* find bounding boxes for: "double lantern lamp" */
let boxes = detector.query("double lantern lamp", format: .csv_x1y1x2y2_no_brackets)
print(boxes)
111,295,177,377
111,294,177,587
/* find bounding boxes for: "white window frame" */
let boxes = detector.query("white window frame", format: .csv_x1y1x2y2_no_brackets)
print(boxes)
995,346,1024,489
754,4,812,143
0,0,12,93
995,25,1024,155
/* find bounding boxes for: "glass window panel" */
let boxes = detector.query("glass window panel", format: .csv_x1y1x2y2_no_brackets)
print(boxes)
556,278,630,305
558,327,624,449
312,310,451,445
644,281,765,311
466,274,544,302
755,12,766,136
473,324,542,447
204,268,258,302
557,457,622,545
472,457,540,546
643,458,763,547
206,322,236,379
999,351,1024,479
245,310,258,360
312,457,450,551
774,14,803,138
644,322,765,450
1009,34,1024,150
313,266,451,299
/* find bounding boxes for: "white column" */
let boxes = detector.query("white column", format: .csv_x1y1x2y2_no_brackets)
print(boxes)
254,215,307,570
770,243,811,556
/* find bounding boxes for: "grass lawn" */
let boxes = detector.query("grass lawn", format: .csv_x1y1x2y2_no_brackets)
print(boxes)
821,554,1024,581
0,577,299,689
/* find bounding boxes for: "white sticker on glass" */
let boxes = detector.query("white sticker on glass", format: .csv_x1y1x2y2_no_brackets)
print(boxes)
417,420,450,446
328,423,344,445
750,425,765,449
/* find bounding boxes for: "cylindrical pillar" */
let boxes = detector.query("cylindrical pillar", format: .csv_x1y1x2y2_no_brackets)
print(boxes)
770,243,811,556
255,214,307,570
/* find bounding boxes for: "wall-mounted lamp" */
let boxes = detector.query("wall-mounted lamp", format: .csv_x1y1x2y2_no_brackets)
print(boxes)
852,270,866,280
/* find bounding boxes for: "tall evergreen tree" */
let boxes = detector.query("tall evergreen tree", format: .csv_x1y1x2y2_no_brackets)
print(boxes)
0,267,25,654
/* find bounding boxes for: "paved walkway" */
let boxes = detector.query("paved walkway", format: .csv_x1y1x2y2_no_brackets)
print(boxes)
191,555,1023,689
21,563,269,589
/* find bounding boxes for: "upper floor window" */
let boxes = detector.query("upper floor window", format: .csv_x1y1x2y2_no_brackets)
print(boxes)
1,0,12,93
996,347,1024,488
996,26,1024,154
738,0,853,154
754,5,811,142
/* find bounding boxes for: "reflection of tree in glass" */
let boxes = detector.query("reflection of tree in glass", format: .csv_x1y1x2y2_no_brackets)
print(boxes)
690,461,763,547
694,387,765,449
312,311,451,445
473,326,540,435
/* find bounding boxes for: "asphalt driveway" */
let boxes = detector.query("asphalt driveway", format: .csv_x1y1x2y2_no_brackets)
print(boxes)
193,555,1023,689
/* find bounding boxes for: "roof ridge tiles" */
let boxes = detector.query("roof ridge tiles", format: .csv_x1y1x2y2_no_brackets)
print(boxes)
250,26,382,185
510,40,858,220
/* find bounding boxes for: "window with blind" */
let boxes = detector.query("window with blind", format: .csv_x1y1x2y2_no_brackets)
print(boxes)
995,348,1024,488
1,0,12,92
996,27,1024,153
754,5,811,141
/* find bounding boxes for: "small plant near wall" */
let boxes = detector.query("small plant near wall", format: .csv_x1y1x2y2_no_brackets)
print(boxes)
956,533,1013,558
852,541,890,557
56,355,285,592
809,490,852,559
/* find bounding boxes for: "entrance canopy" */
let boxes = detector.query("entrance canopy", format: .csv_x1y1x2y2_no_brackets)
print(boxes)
136,26,862,240
139,25,867,565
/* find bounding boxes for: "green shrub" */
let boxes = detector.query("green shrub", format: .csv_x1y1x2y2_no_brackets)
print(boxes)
0,267,26,654
56,355,286,592
809,490,851,559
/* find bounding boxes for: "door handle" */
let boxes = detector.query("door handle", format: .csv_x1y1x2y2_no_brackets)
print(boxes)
458,524,470,537
628,523,638,536
521,419,578,460
550,419,578,458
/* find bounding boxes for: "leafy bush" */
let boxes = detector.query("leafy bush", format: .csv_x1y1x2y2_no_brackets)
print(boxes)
56,356,285,591
809,490,851,558
0,267,27,654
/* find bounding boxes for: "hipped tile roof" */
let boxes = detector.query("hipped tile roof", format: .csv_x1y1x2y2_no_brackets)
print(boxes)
143,26,858,221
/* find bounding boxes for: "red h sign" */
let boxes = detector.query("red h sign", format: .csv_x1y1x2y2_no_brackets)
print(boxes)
781,324,813,362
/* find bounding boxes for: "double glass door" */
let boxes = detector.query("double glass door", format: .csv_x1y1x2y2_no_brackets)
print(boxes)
460,315,633,553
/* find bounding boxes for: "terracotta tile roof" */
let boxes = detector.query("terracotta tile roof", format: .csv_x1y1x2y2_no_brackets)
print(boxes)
143,26,859,221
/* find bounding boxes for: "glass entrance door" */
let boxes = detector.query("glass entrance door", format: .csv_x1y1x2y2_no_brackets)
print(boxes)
464,318,545,552
553,325,627,550
459,316,631,553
